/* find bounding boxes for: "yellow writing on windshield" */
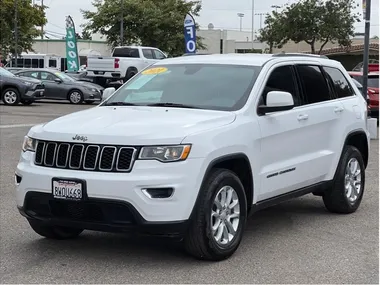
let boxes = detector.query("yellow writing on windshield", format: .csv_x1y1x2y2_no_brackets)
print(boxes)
142,67,168,75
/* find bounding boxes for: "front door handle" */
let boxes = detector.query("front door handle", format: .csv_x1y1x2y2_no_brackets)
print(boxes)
297,114,309,121
334,106,344,113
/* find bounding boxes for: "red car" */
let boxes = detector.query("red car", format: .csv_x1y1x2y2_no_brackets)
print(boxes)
348,66,379,118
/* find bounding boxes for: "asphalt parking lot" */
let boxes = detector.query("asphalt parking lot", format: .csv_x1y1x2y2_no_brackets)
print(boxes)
0,101,379,284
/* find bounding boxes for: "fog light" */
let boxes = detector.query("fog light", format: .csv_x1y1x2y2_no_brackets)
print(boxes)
142,188,174,199
15,173,22,185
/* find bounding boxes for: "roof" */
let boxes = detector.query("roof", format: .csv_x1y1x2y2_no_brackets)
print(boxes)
160,53,337,67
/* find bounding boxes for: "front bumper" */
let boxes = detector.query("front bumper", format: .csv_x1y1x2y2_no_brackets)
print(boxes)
15,150,205,228
83,90,102,101
24,88,45,100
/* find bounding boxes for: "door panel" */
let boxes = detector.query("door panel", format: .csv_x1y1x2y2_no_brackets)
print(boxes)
40,72,67,99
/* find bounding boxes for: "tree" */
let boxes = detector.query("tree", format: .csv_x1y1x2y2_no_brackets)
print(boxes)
81,30,92,40
258,0,360,54
81,0,205,56
0,0,47,57
257,12,287,53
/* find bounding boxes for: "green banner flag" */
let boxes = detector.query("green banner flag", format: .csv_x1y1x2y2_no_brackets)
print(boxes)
65,16,79,72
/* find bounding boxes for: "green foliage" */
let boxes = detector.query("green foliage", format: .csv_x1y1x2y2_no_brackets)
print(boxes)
81,0,206,56
0,0,47,56
258,0,360,54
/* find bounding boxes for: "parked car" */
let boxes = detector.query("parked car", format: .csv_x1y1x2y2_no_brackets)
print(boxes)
15,53,369,261
348,69,379,118
86,46,167,82
14,68,104,104
65,71,125,90
0,67,45,105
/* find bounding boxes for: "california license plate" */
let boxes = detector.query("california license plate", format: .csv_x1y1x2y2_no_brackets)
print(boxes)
52,178,84,200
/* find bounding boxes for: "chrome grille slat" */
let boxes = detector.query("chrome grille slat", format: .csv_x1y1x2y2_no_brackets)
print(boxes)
34,140,137,173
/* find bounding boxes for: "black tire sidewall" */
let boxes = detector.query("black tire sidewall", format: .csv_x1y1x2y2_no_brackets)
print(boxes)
2,88,20,105
324,145,365,213
201,169,247,257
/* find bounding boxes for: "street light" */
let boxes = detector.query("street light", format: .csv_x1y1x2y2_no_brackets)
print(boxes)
237,13,244,31
271,5,281,12
251,0,255,48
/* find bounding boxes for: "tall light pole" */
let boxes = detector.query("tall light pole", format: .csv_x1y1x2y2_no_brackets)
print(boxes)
237,13,244,31
41,0,44,39
251,0,255,49
120,0,124,46
362,0,372,102
255,12,267,30
14,0,18,66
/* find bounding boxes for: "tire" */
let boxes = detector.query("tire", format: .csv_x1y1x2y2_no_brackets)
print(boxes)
184,168,247,261
322,145,365,214
20,100,33,105
124,70,136,82
2,88,21,106
28,219,83,240
68,90,84,104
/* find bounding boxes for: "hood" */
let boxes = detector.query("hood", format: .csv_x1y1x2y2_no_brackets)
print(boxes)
68,80,104,90
29,106,236,145
14,75,42,84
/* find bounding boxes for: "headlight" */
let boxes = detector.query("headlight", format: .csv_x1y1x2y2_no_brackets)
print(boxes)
23,81,32,86
22,136,37,152
139,145,191,162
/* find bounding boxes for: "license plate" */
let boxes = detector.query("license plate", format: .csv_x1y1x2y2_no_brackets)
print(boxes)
52,178,84,200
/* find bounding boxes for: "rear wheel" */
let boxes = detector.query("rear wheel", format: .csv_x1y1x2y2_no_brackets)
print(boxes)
2,88,20,105
28,219,83,239
184,168,247,261
322,145,365,214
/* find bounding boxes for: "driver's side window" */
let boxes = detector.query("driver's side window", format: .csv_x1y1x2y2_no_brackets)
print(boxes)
40,72,56,81
261,65,300,106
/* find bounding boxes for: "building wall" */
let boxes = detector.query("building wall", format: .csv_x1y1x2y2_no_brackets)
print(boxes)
32,39,112,57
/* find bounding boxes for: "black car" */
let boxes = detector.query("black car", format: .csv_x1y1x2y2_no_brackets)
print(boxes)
65,71,124,90
14,68,104,104
0,67,45,106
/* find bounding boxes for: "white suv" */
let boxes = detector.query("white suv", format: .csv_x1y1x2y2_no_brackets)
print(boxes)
15,53,370,261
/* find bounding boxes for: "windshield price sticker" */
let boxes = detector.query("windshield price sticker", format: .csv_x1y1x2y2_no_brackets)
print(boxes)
142,67,168,75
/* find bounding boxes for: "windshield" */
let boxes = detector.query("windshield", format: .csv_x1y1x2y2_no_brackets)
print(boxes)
101,64,260,111
54,71,76,82
0,67,15,77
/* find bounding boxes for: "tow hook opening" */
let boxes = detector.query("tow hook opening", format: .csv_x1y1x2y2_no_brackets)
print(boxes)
15,173,22,185
142,188,174,199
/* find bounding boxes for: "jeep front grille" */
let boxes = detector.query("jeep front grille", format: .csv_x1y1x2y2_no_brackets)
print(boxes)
34,140,137,172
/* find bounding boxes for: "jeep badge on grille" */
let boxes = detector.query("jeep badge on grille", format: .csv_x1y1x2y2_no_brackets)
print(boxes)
72,134,88,142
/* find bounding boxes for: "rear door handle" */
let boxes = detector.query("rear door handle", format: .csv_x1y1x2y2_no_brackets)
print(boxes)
297,114,309,121
334,106,344,113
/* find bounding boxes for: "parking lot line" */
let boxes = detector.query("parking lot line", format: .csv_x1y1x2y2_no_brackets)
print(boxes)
0,123,38,129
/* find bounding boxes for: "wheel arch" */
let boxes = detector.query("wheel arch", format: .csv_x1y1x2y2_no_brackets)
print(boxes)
189,153,254,220
342,130,369,169
2,85,21,94
66,88,83,100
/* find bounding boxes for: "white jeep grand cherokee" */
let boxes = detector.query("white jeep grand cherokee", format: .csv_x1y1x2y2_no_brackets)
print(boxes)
15,53,370,261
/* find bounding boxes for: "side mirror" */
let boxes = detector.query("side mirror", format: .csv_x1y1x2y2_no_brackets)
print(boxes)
54,78,62,83
101,87,116,102
258,91,295,115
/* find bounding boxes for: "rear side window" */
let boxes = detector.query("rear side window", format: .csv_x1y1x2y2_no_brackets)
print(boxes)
142,49,154,59
296,65,332,104
323,67,355,98
113,48,140,58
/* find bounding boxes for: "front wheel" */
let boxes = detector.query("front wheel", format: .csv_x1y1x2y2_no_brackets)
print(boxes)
322,145,365,214
184,168,247,261
2,88,20,105
28,219,83,240
68,90,84,104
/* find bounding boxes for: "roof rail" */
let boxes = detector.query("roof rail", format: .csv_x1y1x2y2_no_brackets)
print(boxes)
272,53,329,59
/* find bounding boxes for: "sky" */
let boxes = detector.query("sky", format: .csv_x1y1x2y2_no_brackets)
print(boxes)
38,0,379,39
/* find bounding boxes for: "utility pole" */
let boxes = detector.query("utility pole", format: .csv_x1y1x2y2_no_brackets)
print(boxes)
41,0,44,39
237,13,244,31
251,0,255,49
255,13,267,30
14,0,18,67
120,0,124,46
362,0,372,102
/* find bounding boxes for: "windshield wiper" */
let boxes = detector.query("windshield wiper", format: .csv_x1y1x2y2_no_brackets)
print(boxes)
104,102,139,106
146,102,201,109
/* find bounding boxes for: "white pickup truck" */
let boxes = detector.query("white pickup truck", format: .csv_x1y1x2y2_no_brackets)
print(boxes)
86,46,167,81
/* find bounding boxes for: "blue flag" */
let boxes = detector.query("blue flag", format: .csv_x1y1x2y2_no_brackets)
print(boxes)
184,13,196,54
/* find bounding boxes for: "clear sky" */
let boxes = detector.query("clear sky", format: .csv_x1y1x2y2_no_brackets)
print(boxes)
37,0,379,39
